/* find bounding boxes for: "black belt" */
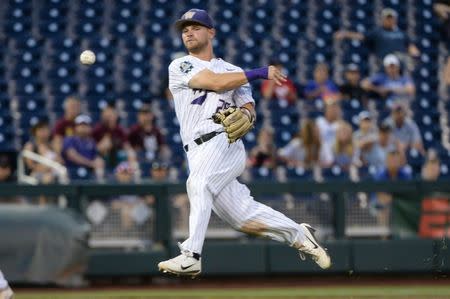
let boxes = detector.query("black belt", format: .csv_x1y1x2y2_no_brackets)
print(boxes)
183,131,222,152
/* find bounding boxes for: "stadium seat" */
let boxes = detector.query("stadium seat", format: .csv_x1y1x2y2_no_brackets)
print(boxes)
68,166,94,181
286,167,314,181
0,0,442,185
250,166,275,181
322,166,349,180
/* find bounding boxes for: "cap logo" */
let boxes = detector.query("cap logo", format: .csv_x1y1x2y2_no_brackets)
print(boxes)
182,11,196,20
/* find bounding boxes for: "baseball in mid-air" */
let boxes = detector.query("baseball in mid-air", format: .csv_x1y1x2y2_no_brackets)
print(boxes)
80,50,96,65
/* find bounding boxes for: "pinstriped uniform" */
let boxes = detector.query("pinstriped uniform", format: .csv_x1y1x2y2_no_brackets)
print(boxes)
0,270,7,289
169,55,307,254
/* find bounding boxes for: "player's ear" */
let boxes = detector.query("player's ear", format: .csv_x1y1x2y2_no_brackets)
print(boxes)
208,28,216,39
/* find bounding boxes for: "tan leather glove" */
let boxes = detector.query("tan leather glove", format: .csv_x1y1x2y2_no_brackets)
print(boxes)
212,107,254,143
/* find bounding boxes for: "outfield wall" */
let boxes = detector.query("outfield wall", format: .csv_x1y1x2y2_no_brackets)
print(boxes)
0,181,449,281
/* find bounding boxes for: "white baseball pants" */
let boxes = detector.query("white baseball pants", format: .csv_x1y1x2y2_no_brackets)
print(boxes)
0,270,8,289
181,133,307,254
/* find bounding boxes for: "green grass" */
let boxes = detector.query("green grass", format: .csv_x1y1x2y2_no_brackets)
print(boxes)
15,285,450,299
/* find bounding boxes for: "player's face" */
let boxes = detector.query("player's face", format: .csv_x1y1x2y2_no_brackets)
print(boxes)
181,24,213,53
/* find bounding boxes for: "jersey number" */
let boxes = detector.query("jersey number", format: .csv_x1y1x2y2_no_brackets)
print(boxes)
191,89,208,105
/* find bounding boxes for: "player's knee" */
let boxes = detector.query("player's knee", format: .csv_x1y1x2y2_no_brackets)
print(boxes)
186,176,210,196
239,219,268,236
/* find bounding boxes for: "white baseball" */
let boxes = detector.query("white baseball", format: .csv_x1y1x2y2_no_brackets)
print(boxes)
80,50,96,65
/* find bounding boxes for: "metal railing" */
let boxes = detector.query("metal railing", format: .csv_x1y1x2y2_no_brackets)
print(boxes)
0,180,449,249
17,150,69,185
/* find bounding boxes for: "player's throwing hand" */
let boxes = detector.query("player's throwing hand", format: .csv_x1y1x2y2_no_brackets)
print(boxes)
268,65,287,86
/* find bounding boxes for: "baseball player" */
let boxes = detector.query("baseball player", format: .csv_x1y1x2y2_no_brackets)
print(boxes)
0,270,13,299
158,9,331,276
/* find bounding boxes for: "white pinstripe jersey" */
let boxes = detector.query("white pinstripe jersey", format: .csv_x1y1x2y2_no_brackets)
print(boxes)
168,55,254,146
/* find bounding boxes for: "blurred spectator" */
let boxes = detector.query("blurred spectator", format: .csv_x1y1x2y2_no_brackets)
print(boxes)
434,1,450,42
334,8,420,62
374,148,412,181
0,155,14,183
373,148,412,225
315,101,342,167
248,127,277,168
261,60,297,105
383,102,424,154
128,105,170,163
114,161,137,183
333,121,354,170
434,1,450,90
278,119,324,168
52,96,81,155
23,119,61,184
339,64,368,106
376,122,405,165
304,63,340,103
92,103,136,170
62,115,105,179
421,150,441,181
361,54,415,101
150,161,170,181
353,111,384,169
111,161,153,229
445,58,450,88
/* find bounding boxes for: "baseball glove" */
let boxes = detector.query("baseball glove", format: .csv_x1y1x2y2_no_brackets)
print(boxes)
212,107,255,143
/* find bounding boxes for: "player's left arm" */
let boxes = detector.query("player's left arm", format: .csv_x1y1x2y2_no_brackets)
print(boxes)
211,83,256,143
240,102,256,123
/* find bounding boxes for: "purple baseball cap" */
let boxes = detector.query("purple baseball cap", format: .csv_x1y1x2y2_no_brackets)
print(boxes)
175,9,214,31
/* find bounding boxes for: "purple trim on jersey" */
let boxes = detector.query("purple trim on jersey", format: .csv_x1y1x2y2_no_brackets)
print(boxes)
191,90,209,105
244,67,269,82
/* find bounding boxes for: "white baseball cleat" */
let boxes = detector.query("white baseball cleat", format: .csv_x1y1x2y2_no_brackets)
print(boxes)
158,245,201,277
298,223,332,269
0,286,14,299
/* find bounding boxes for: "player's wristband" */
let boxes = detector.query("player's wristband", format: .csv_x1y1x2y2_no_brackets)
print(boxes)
244,67,269,82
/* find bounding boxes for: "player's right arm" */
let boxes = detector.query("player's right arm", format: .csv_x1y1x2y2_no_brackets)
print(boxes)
189,66,286,93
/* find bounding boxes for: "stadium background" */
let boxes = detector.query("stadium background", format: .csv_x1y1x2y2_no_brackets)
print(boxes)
0,0,449,298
